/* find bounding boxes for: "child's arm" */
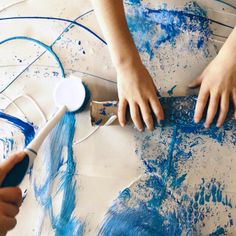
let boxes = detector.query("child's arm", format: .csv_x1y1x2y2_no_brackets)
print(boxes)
189,27,236,128
91,0,164,131
0,152,24,236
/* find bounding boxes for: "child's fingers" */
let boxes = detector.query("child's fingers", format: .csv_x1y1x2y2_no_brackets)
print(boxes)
118,99,128,127
129,102,143,132
204,93,220,128
149,96,164,123
217,93,229,127
194,88,209,123
0,188,22,207
139,101,154,131
0,202,19,218
0,152,26,184
0,215,17,233
233,89,236,119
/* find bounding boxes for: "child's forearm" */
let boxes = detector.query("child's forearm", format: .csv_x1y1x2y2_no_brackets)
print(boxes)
91,0,141,68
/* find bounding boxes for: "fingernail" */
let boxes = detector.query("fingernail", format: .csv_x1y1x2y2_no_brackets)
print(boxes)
204,123,209,129
194,117,200,123
216,123,221,128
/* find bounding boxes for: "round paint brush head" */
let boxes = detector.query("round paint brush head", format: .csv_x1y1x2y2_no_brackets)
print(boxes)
54,77,86,112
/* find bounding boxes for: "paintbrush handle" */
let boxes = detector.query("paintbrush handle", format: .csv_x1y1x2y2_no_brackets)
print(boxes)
0,106,67,187
1,155,30,187
26,105,67,156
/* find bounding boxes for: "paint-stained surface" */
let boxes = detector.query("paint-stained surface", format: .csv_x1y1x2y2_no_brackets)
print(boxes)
0,0,235,235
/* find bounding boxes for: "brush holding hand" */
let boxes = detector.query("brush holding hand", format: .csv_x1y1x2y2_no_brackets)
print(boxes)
0,152,24,236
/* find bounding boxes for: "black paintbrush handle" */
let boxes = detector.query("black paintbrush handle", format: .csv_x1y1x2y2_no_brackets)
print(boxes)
1,155,29,187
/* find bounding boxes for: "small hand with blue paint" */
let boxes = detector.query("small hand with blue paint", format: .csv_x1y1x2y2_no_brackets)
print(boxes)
0,152,24,236
189,27,236,128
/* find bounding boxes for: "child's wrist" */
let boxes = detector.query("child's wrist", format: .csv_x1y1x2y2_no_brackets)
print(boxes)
113,51,142,72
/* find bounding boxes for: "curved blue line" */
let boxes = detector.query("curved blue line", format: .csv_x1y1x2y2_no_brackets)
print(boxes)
0,36,65,77
0,16,107,45
214,0,236,10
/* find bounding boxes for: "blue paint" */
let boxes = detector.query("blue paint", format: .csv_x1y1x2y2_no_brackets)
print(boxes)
167,85,177,96
99,94,235,235
214,0,236,10
34,113,84,235
210,226,225,236
0,111,35,146
0,36,65,77
126,2,233,60
0,16,106,45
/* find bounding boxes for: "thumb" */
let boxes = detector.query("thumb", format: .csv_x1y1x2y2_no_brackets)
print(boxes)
0,152,26,184
188,76,203,88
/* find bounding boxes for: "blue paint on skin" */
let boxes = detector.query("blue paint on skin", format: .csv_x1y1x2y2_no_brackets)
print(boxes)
34,113,84,235
0,111,35,146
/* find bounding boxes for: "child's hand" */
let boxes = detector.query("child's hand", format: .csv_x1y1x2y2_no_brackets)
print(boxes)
0,152,24,236
117,61,164,131
189,49,236,128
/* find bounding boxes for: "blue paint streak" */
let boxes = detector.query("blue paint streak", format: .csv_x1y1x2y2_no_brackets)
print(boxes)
0,36,65,77
34,113,84,235
0,111,35,146
214,0,236,10
0,16,106,45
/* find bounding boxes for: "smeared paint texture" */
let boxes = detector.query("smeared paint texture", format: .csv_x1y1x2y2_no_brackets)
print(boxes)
34,113,84,236
0,111,35,147
125,1,212,60
98,96,236,235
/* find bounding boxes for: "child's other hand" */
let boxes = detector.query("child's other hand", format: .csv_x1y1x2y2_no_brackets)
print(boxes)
0,152,24,236
189,52,236,128
117,61,164,131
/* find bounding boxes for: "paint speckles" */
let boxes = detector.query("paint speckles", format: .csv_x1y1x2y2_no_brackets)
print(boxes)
125,2,211,60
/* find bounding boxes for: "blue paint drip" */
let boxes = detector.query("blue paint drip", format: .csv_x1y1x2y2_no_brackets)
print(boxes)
34,113,84,235
0,111,35,146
